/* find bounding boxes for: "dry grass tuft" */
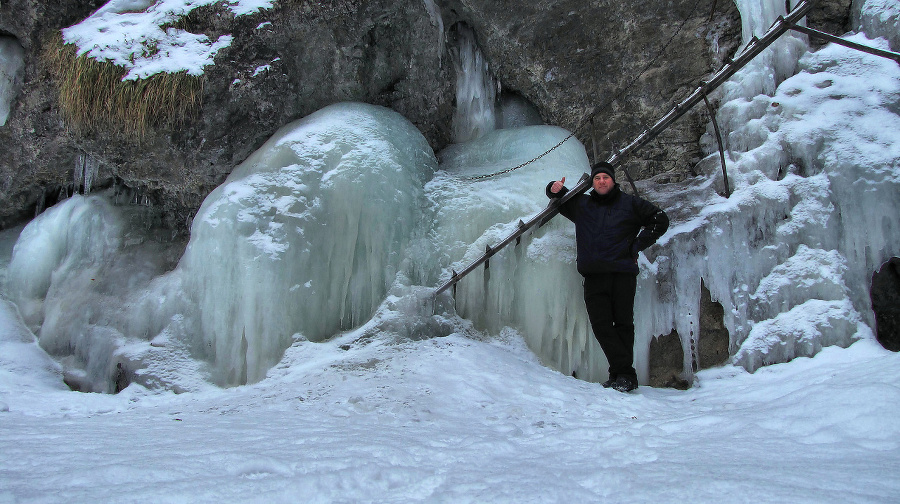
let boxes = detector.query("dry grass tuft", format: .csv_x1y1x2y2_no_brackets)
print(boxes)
43,33,204,139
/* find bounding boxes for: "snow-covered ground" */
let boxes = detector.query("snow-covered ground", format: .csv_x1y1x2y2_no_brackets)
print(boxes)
2,317,899,502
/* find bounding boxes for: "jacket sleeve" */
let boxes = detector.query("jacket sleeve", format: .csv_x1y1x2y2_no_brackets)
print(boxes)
632,197,669,252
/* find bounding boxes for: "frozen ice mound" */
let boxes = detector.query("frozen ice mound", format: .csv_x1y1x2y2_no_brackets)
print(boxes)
178,103,436,385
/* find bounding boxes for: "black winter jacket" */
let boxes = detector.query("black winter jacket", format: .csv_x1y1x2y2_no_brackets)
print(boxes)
546,182,669,276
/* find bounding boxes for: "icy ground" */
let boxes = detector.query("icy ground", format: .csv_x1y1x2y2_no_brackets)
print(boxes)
2,314,899,502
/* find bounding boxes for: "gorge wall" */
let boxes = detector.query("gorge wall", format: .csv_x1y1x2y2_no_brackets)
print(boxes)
0,0,851,232
1,0,740,231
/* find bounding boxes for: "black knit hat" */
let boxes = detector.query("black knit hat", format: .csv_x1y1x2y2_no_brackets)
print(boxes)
591,162,615,182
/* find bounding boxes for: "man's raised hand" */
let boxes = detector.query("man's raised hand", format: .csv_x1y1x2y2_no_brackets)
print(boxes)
550,177,566,194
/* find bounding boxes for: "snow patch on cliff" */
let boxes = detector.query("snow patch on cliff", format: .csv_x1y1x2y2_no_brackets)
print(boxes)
62,0,274,79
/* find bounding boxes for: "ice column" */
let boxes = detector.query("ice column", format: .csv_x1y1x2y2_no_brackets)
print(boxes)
451,23,498,143
430,126,609,381
74,154,100,194
718,0,807,104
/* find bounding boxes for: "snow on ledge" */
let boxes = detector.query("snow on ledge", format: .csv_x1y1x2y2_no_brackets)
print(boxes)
61,0,275,80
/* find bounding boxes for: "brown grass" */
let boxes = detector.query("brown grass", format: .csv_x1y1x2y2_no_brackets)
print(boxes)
43,33,204,139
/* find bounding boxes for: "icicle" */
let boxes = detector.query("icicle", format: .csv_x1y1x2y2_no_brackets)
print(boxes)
34,189,45,217
422,0,445,65
451,23,498,143
74,153,100,194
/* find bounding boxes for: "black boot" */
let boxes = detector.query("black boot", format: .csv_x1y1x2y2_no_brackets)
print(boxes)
612,375,638,393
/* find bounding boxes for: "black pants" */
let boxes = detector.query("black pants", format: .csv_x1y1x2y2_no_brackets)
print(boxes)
583,273,637,380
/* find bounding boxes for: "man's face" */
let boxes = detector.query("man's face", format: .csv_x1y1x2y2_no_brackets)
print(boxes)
593,173,614,195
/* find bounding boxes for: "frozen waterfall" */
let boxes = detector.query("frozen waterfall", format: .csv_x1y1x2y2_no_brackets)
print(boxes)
5,104,438,390
177,103,436,384
1,0,898,393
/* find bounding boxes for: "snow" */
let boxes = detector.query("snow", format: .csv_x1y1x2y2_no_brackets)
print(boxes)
61,0,274,80
1,0,900,500
1,319,899,501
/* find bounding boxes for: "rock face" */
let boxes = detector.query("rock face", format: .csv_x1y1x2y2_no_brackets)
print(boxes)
442,0,743,183
0,0,455,229
698,279,730,368
1,0,745,231
807,0,853,47
648,329,689,389
0,1,858,231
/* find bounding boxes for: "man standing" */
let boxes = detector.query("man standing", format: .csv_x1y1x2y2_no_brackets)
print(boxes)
547,162,669,392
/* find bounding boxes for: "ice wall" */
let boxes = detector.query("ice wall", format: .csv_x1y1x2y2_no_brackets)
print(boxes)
632,0,899,377
0,37,25,127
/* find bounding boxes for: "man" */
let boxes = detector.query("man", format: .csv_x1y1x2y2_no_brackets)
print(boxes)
547,162,669,393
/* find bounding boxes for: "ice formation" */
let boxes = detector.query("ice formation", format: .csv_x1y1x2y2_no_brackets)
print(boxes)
429,127,606,379
175,103,436,384
0,37,25,127
451,23,499,143
1,0,898,392
5,103,436,389
634,0,898,376
422,0,445,65
430,0,899,382
5,196,131,391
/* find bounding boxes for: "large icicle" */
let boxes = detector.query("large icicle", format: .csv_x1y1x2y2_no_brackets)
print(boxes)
451,23,498,143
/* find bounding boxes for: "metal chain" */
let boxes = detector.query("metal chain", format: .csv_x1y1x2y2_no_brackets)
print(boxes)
459,0,706,181
463,132,576,181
